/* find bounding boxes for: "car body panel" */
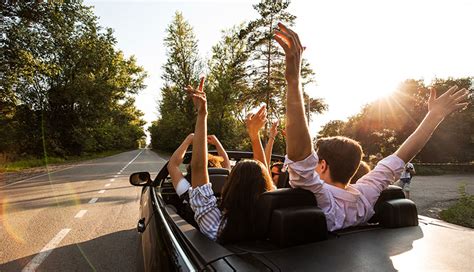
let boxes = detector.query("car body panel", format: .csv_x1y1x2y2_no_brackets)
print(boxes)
132,151,474,271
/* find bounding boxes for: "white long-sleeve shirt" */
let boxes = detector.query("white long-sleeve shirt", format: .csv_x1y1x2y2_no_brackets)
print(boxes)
285,152,405,231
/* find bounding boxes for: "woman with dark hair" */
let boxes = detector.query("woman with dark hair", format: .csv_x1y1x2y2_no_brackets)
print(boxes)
186,78,274,243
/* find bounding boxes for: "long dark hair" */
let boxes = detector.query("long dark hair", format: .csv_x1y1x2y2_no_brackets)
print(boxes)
218,159,273,243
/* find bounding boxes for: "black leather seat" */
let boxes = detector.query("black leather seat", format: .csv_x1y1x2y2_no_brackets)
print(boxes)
256,188,328,247
208,168,229,197
369,185,418,227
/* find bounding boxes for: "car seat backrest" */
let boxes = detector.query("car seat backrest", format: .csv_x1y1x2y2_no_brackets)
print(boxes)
209,174,227,197
208,168,230,175
270,205,328,247
276,171,290,188
370,185,418,227
255,188,327,246
208,168,230,197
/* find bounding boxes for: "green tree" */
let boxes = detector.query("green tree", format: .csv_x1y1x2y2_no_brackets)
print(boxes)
206,25,251,150
154,12,202,151
1,1,147,158
318,78,473,162
242,0,325,148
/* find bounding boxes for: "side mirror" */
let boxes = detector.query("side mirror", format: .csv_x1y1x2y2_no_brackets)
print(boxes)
130,172,152,186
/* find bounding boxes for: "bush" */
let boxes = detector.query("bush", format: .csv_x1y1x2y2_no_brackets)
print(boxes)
440,184,474,228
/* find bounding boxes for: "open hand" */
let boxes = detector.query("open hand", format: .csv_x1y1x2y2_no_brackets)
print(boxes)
186,77,207,115
207,135,220,146
246,105,267,136
273,23,304,84
428,85,470,119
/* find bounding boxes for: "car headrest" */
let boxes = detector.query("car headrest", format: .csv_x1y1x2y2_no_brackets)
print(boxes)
210,174,227,197
369,185,405,223
255,188,317,238
378,199,418,228
270,206,328,247
208,168,230,175
369,185,418,227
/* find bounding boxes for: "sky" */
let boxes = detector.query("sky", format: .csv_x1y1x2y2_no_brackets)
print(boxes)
84,0,474,138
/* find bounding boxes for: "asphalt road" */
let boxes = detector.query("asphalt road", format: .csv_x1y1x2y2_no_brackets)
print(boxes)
403,174,474,218
0,149,167,272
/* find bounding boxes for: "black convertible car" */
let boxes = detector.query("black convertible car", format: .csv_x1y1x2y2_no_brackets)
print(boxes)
130,151,473,271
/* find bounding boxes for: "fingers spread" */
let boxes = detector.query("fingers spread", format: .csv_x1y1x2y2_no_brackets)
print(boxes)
274,31,290,52
198,77,205,92
454,102,469,111
440,85,458,98
286,27,303,52
429,88,437,102
453,89,469,104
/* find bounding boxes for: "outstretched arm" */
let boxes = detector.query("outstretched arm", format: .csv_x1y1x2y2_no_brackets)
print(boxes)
274,23,312,161
207,135,231,170
246,105,268,170
168,133,194,189
265,121,279,168
395,86,469,163
186,77,209,188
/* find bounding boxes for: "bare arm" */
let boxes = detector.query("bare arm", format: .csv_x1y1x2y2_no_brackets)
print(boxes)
265,121,279,168
186,77,209,188
208,135,231,170
167,133,193,189
395,86,469,163
274,23,312,161
246,106,268,170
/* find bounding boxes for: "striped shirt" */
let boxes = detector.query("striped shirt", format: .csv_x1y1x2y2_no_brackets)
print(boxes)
285,152,405,231
188,183,226,241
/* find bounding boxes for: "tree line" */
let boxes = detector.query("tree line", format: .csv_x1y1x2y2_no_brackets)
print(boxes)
151,0,472,163
1,1,147,161
150,0,326,153
318,78,473,163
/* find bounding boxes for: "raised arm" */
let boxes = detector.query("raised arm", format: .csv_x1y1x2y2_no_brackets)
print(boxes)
265,121,279,168
394,86,469,163
168,133,194,189
246,105,268,170
274,23,312,161
186,77,209,188
207,135,231,170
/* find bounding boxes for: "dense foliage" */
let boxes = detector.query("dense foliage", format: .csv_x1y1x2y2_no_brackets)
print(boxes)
151,1,326,153
1,1,147,160
318,78,474,163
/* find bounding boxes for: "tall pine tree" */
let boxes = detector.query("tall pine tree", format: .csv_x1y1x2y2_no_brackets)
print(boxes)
243,0,325,136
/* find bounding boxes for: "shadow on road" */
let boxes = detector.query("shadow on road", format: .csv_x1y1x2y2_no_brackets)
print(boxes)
0,228,139,272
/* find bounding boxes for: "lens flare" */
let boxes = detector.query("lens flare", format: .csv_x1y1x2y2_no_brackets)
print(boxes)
1,194,26,244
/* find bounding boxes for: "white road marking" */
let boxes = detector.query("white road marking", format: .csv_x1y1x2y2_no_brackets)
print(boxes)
114,175,118,178
22,228,71,272
110,179,115,182
88,198,99,204
105,183,111,187
98,190,106,194
74,210,87,218
120,150,144,173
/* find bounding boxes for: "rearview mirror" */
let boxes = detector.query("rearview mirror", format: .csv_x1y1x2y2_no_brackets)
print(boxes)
130,172,152,186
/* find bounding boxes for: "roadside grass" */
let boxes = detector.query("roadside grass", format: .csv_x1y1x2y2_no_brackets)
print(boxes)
0,150,128,172
440,184,474,228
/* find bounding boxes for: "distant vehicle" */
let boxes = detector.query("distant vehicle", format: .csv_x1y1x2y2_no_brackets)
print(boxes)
130,151,473,271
